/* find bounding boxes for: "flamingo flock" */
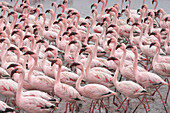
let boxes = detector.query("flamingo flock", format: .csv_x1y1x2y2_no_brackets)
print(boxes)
0,0,169,113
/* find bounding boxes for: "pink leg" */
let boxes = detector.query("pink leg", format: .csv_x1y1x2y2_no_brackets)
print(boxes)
133,96,148,113
64,103,68,113
125,99,129,112
100,100,108,112
116,97,127,110
144,95,150,111
115,96,125,111
155,88,168,113
89,100,93,113
91,101,97,113
164,78,170,103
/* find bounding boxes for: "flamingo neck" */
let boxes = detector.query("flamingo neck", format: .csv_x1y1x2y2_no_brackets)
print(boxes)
56,64,62,84
75,15,80,28
42,16,46,32
144,24,149,37
85,51,92,75
74,45,81,62
120,49,126,69
143,7,148,18
53,6,57,22
128,0,131,11
164,31,169,48
1,43,10,66
152,46,159,66
154,1,158,11
138,11,143,23
113,65,120,86
110,41,117,57
64,43,70,60
143,0,145,5
13,0,19,11
130,26,135,41
84,26,90,44
139,26,144,48
121,0,124,10
35,9,40,22
100,2,104,16
159,13,164,25
28,57,37,81
76,68,84,92
11,14,18,32
56,24,62,47
105,0,108,10
16,71,25,105
49,12,54,30
133,50,138,76
93,39,98,58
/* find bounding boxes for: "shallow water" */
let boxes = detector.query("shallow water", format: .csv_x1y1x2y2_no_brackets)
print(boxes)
0,0,170,113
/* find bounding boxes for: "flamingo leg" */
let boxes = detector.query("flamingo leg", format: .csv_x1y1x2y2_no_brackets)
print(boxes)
100,100,108,112
91,101,97,113
125,99,129,112
89,100,93,113
64,103,68,113
133,96,148,113
155,88,168,113
164,78,170,103
144,95,150,111
116,97,127,110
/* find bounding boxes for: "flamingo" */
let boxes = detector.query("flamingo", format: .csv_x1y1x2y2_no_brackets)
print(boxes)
71,62,118,113
127,45,169,112
11,67,56,113
108,57,149,112
50,58,84,113
23,51,55,93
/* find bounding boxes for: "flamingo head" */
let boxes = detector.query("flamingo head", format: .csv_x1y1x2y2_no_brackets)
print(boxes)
20,46,30,52
23,35,33,41
71,62,84,71
11,68,24,77
51,2,56,7
107,57,120,65
149,42,156,48
69,32,77,37
7,11,15,17
45,9,50,13
11,30,19,36
160,28,168,35
7,63,20,69
126,45,138,54
7,46,18,54
91,3,97,9
36,39,45,44
79,46,92,55
69,40,77,45
50,58,62,67
23,51,37,59
45,47,54,53
85,16,91,20
62,31,69,36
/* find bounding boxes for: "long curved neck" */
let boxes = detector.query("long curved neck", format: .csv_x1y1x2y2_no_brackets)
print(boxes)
35,9,40,22
85,51,92,74
93,39,98,58
110,41,117,57
76,68,84,91
120,49,126,68
49,12,54,30
152,46,159,66
75,15,80,28
53,6,57,22
56,64,62,84
128,0,131,11
16,72,25,104
105,0,108,10
139,27,144,48
143,7,148,18
138,11,143,23
130,26,134,40
64,44,70,59
11,14,18,32
74,45,81,62
42,16,46,32
56,24,62,47
2,43,10,65
13,0,19,11
42,53,48,71
133,50,138,76
113,65,119,86
143,0,145,5
84,26,90,44
159,13,164,24
28,57,37,81
154,1,158,11
164,31,169,48
100,2,104,16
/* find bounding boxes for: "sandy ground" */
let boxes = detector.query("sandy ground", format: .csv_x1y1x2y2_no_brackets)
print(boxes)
0,0,170,113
